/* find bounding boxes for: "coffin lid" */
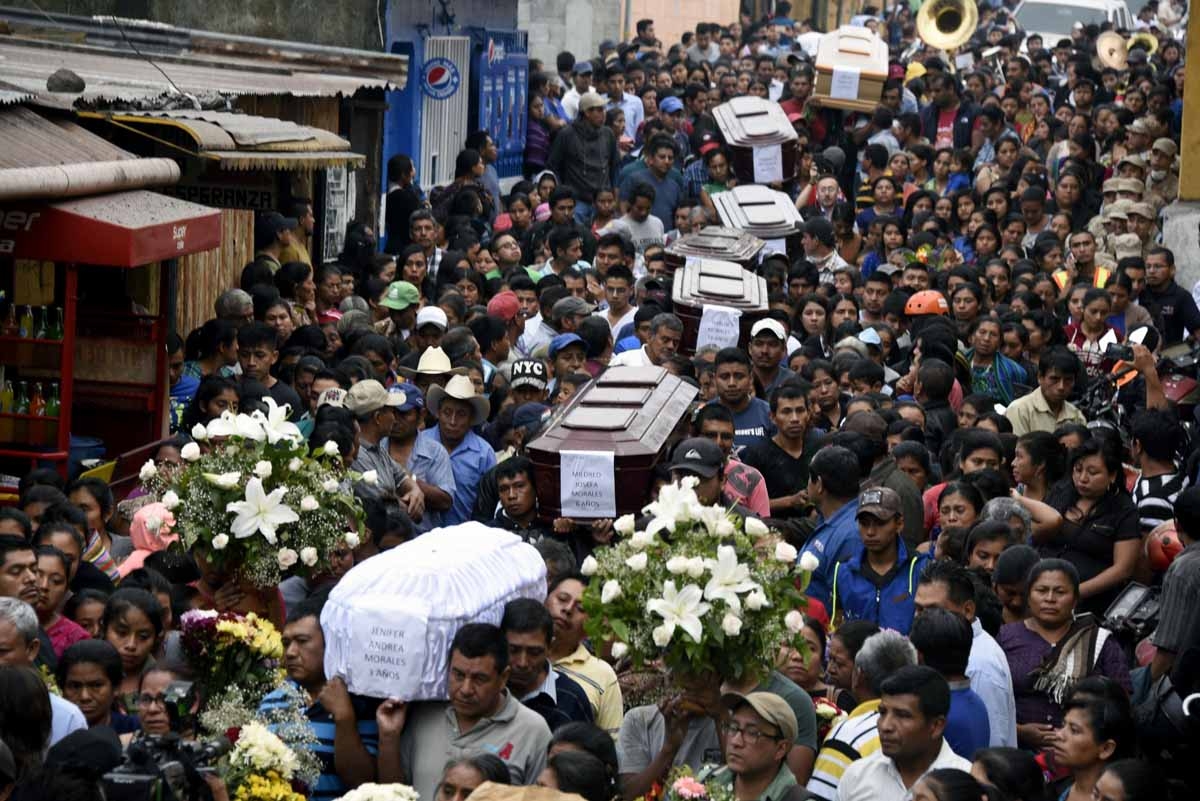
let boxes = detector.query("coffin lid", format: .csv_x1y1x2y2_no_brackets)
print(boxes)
714,185,803,237
815,26,889,78
666,226,765,262
713,96,798,147
672,257,769,310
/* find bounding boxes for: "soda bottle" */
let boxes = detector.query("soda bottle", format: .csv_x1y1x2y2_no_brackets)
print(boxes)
48,307,64,340
29,383,44,417
13,381,29,414
17,306,32,338
44,382,60,416
33,307,46,339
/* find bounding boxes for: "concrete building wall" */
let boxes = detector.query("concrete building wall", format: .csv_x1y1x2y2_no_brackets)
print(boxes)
627,0,740,57
518,0,621,68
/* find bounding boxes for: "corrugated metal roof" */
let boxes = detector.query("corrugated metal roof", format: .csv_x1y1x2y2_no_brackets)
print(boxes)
0,35,403,103
0,105,136,168
204,150,366,171
0,79,34,105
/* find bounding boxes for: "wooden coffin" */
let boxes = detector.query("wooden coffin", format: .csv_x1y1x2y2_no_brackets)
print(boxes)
665,226,765,272
712,96,801,185
671,258,769,356
713,184,804,256
527,365,698,520
813,26,889,113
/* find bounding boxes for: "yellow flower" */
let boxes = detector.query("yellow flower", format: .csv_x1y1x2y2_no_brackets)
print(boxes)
217,620,251,641
233,771,304,801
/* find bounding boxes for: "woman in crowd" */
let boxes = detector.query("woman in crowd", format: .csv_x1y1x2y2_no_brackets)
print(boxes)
101,588,164,711
58,639,140,734
1012,431,1068,503
435,754,511,801
34,546,90,658
1053,694,1134,801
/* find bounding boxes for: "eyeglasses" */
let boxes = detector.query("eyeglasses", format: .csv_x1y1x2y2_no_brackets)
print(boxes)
722,722,781,743
136,693,168,708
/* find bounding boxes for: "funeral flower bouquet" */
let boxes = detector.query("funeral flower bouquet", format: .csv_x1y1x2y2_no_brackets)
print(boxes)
337,784,422,801
664,767,735,801
180,609,284,711
145,397,365,587
580,477,815,680
225,722,306,801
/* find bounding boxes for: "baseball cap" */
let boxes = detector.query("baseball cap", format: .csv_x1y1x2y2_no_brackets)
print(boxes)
1118,154,1147,172
857,486,902,519
1128,201,1156,219
576,60,594,75
513,402,551,435
857,327,883,348
256,210,298,239
579,92,606,112
599,39,617,52
875,262,902,277
1102,178,1121,194
345,379,405,416
416,306,449,331
394,383,424,412
721,692,799,743
669,437,725,479
1152,138,1179,157
696,130,722,156
549,332,587,359
1128,118,1152,135
1117,178,1145,195
379,281,420,311
552,296,595,320
660,96,684,114
487,290,521,322
510,359,549,391
316,387,348,409
751,319,787,341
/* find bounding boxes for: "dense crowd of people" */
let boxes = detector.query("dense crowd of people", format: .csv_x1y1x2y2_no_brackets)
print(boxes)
0,2,1198,801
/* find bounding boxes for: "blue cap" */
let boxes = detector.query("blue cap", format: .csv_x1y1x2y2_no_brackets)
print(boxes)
513,402,551,433
659,95,684,114
391,383,424,411
576,60,593,75
549,332,586,359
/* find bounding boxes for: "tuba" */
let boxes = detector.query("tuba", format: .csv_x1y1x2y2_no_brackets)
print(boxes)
915,0,979,51
1128,31,1159,57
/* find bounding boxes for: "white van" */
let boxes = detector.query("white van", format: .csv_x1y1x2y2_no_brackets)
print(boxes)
1014,0,1134,45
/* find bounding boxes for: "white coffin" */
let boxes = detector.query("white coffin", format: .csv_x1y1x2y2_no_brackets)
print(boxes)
321,523,547,700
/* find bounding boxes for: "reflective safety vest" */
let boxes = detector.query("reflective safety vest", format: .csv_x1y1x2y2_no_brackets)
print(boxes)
1053,266,1112,291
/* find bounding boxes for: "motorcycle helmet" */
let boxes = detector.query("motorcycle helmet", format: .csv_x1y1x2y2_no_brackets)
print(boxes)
1147,520,1184,572
904,289,949,317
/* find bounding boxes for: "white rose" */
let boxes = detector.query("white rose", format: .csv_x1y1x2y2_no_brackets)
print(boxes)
344,531,361,549
799,551,820,572
322,478,339,493
580,555,599,576
211,533,229,550
362,470,378,486
601,579,622,604
161,490,181,510
139,460,158,481
611,642,629,660
277,548,299,569
721,613,743,637
300,547,319,567
666,556,689,575
300,496,320,512
745,517,770,536
652,624,673,647
180,442,201,462
614,514,637,535
775,541,798,563
288,458,304,472
190,423,208,441
629,530,655,550
784,609,804,634
745,589,769,611
253,460,273,479
323,440,340,457
625,552,648,572
686,556,706,578
716,518,735,537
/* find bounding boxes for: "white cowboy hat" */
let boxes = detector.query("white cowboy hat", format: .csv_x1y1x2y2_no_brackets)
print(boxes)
426,374,490,427
397,346,468,378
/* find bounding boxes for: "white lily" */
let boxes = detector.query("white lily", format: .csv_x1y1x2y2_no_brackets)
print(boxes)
799,552,820,572
206,410,265,441
256,397,304,445
225,477,299,544
642,480,701,535
139,460,158,481
703,545,758,614
646,580,710,645
625,552,648,572
601,579,623,604
203,471,241,490
774,541,798,563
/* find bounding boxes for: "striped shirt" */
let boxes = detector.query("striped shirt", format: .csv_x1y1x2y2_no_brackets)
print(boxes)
806,699,881,801
259,684,379,801
1133,471,1189,536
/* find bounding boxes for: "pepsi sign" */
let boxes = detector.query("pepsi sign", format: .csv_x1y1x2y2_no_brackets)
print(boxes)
421,57,461,100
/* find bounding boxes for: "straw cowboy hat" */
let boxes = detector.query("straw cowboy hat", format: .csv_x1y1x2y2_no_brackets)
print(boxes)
427,374,490,426
397,346,468,379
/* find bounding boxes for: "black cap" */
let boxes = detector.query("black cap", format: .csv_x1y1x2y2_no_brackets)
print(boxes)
45,727,123,778
669,437,724,478
255,211,298,246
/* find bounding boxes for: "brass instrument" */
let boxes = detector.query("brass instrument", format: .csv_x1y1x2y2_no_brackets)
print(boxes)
915,0,979,51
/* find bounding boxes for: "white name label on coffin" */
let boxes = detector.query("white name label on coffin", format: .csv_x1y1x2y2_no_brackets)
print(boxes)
697,303,743,351
560,450,616,518
344,600,429,698
762,238,787,258
752,144,784,183
830,65,861,100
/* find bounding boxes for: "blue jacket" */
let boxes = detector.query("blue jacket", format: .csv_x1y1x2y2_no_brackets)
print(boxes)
831,539,929,634
801,500,862,609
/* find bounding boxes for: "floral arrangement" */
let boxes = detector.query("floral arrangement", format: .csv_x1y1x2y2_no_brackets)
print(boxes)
904,242,963,272
225,722,305,801
336,784,422,801
664,767,734,801
180,609,284,712
142,397,365,587
580,478,815,680
813,697,848,742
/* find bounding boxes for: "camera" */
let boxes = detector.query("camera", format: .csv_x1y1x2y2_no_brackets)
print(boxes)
103,734,230,801
1105,343,1135,362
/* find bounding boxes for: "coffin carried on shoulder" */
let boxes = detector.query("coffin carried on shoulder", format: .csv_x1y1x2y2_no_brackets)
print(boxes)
671,257,770,356
320,524,546,700
665,226,765,272
712,96,800,185
713,184,804,257
813,26,889,113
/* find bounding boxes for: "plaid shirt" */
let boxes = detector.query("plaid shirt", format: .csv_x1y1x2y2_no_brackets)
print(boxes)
683,158,711,199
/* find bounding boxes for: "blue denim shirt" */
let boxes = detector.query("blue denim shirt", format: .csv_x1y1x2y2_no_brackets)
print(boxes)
422,427,496,526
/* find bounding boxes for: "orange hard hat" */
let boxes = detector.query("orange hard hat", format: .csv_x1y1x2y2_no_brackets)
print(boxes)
1146,520,1183,572
904,289,949,316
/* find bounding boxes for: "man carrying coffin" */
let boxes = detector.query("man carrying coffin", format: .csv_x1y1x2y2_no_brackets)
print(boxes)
376,623,551,801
